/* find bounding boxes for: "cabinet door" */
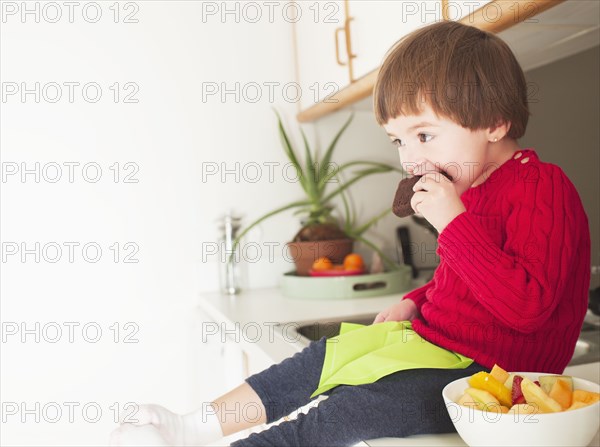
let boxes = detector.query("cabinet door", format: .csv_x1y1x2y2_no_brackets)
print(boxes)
242,347,276,378
294,0,350,109
193,310,247,400
221,337,247,389
349,0,493,81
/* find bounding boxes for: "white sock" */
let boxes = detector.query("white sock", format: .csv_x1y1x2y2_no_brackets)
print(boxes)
181,403,224,446
109,424,170,446
128,403,224,446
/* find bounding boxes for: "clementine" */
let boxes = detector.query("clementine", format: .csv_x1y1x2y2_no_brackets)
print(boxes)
343,253,364,271
312,257,333,271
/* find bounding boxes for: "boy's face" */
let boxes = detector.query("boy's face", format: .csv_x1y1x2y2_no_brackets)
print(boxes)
383,103,492,196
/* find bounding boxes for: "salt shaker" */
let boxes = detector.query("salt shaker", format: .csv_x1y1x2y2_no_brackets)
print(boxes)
218,212,244,295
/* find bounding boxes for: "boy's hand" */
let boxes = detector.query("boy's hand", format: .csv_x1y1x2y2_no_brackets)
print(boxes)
373,299,418,324
411,167,466,233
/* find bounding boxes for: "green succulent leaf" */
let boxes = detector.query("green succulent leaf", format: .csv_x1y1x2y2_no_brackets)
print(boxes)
234,109,405,268
322,166,394,204
317,113,354,192
299,127,319,201
353,207,392,237
273,108,307,193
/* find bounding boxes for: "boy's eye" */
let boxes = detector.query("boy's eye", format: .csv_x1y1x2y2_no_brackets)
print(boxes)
418,133,433,143
391,133,433,148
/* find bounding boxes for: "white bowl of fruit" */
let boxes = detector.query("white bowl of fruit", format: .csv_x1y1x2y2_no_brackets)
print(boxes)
442,364,600,447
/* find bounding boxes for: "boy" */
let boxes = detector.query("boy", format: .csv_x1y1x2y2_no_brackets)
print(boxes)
110,20,591,447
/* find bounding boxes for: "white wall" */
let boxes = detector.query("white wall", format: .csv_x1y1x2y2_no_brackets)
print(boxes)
0,2,410,445
0,2,295,445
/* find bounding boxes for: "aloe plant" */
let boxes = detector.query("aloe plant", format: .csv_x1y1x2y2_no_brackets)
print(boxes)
232,109,405,271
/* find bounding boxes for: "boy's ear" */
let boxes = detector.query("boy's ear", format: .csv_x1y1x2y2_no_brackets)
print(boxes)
488,120,512,141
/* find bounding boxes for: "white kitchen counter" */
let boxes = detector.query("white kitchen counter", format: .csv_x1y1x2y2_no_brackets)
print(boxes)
197,285,600,447
197,284,418,365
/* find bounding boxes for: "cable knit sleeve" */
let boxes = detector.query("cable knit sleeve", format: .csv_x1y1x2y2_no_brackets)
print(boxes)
402,280,432,309
436,164,586,334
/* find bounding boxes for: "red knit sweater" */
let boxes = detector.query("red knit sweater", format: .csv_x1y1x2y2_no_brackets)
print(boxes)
406,148,591,373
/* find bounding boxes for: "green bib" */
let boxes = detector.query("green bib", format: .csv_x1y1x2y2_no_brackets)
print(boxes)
310,320,473,398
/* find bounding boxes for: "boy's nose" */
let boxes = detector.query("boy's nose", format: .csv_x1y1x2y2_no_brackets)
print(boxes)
403,159,429,176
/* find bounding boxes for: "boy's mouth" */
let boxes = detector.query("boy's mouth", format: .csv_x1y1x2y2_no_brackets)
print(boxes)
410,170,453,182
441,170,453,181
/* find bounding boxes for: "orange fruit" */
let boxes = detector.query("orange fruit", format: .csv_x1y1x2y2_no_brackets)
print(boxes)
312,257,333,271
343,253,364,271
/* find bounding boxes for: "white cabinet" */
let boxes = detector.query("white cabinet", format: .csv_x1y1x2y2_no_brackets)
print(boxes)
349,1,428,81
349,0,493,81
194,309,275,400
194,307,279,444
294,0,351,109
193,309,242,400
190,310,273,444
294,0,494,103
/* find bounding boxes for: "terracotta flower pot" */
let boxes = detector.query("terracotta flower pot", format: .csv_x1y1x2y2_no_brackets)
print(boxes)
286,238,354,276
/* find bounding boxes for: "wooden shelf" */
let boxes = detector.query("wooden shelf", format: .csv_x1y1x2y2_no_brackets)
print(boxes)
296,0,565,123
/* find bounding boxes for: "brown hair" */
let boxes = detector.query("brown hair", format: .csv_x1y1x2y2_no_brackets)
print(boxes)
373,20,529,139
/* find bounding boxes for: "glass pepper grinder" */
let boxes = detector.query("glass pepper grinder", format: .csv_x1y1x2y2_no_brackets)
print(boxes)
218,212,244,295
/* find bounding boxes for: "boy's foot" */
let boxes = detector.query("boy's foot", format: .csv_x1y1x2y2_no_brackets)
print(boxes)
121,403,224,446
109,424,169,446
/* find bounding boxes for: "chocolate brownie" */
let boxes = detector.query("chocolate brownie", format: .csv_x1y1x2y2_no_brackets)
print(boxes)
392,171,453,218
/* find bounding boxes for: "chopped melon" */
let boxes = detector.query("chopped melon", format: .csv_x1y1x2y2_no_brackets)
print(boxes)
521,377,562,413
539,375,573,395
504,373,516,390
549,379,573,410
457,393,484,410
490,364,510,384
572,390,600,405
567,401,591,411
465,387,500,410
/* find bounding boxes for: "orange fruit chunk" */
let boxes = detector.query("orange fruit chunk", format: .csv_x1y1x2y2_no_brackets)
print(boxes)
343,253,364,271
468,372,512,408
549,378,573,410
312,257,333,271
566,401,590,411
572,390,600,405
490,364,509,384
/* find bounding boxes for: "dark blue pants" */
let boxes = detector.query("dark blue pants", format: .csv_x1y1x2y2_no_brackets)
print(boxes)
231,336,487,447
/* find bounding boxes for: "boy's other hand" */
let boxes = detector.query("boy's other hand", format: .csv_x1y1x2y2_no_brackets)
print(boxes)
411,168,466,234
373,299,418,324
